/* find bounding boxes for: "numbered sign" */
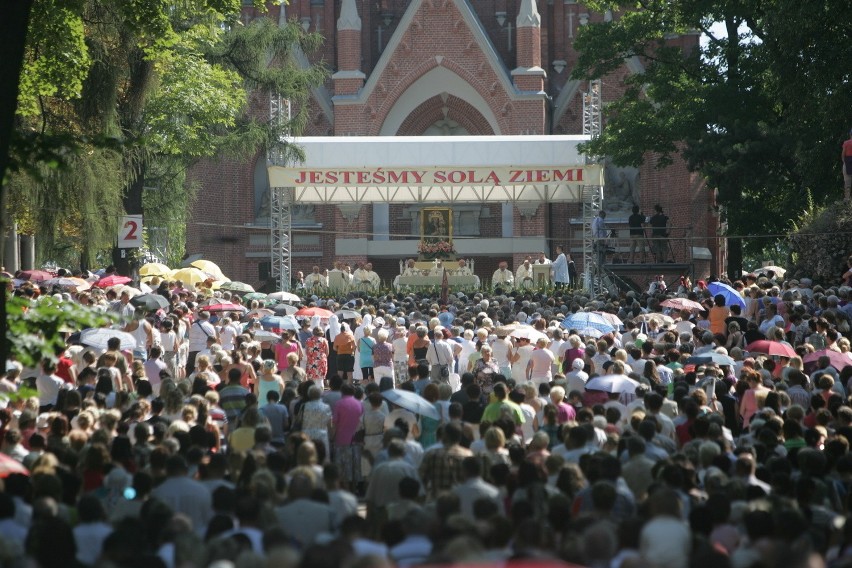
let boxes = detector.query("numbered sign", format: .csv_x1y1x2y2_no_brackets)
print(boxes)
118,215,143,248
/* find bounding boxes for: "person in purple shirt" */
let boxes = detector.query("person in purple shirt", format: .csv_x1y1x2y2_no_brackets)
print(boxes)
332,383,364,491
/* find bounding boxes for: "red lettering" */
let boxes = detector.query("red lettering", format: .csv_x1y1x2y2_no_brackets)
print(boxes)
551,169,573,182
325,171,338,184
341,171,353,184
535,169,547,182
434,170,447,183
357,171,369,184
309,171,321,183
448,170,465,184
388,170,406,184
410,171,425,184
509,170,523,183
373,169,386,183
485,171,500,184
294,171,307,184
576,168,583,181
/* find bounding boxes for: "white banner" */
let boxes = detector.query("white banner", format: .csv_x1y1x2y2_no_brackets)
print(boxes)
278,165,599,188
118,215,143,248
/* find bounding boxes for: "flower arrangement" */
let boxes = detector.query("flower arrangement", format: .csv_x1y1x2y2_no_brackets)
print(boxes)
418,240,456,258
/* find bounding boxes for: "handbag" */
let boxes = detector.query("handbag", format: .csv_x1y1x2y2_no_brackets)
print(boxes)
431,339,450,380
292,403,304,431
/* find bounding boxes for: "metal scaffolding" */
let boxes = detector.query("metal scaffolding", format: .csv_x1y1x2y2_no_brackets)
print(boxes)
268,94,292,291
581,79,607,294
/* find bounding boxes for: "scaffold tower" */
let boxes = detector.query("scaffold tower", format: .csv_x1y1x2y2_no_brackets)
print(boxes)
268,94,292,292
581,79,607,293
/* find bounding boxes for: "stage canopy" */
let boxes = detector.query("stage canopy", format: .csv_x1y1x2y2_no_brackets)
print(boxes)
267,135,601,204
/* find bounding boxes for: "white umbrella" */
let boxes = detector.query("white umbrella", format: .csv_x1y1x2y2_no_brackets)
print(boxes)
585,374,640,394
272,304,298,315
592,311,624,329
80,328,137,350
508,326,549,343
573,327,605,339
335,309,360,320
252,330,282,342
634,313,675,327
268,291,301,303
245,308,275,320
382,389,440,420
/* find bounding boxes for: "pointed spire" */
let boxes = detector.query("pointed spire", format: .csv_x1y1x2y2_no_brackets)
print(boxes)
338,0,361,31
517,0,541,28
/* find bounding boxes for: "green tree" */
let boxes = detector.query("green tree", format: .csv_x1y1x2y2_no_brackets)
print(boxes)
571,0,852,278
4,1,325,270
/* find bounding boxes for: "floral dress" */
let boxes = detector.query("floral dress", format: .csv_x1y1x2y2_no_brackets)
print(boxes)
301,399,332,455
306,336,329,386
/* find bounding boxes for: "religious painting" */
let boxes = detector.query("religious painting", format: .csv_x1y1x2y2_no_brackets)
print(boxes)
421,207,453,244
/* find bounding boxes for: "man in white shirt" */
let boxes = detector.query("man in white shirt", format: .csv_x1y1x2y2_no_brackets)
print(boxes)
304,265,328,289
534,251,551,265
565,358,589,393
187,311,217,374
491,261,514,288
218,316,240,351
36,360,65,412
144,346,168,395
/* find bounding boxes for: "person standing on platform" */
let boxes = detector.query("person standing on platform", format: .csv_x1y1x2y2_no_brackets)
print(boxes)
628,206,647,263
551,246,569,290
592,210,609,271
649,205,670,263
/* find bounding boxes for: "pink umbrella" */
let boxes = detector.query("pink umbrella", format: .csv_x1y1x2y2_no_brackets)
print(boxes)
803,350,852,372
95,275,132,288
19,269,54,282
660,298,705,312
295,307,333,318
745,340,796,358
0,454,29,478
205,302,247,313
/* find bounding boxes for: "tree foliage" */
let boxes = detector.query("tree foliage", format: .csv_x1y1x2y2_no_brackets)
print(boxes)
6,0,326,268
571,0,852,276
6,295,116,368
789,200,852,285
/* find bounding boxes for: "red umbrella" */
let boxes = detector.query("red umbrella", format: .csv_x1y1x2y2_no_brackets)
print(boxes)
745,340,796,358
19,269,54,282
803,350,852,373
294,307,334,318
95,275,132,288
205,302,247,313
0,454,29,478
660,298,705,312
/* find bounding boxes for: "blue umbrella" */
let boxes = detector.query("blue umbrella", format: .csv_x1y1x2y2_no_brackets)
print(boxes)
706,282,746,309
560,312,615,334
259,315,299,331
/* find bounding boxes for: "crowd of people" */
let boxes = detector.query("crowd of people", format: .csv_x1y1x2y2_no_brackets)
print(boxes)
3,265,852,568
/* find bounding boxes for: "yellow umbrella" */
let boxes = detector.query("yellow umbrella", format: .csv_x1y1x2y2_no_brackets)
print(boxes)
190,260,227,281
171,267,211,286
139,262,171,277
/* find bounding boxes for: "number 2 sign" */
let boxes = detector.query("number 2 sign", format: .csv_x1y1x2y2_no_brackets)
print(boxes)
118,215,143,248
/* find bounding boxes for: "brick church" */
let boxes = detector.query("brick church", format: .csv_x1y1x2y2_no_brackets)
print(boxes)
187,0,722,289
